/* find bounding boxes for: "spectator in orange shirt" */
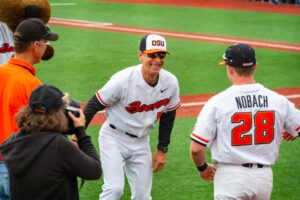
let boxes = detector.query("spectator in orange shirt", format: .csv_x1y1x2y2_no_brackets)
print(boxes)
0,18,58,199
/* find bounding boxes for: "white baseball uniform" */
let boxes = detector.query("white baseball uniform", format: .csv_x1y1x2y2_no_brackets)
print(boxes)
0,22,14,64
191,83,300,199
96,64,180,200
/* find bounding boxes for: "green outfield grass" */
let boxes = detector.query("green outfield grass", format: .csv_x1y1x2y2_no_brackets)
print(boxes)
44,1,300,199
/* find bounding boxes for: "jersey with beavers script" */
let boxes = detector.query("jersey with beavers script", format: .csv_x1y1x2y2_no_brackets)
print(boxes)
96,64,180,137
0,22,14,64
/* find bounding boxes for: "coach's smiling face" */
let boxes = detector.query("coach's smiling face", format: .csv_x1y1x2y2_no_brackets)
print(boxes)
138,51,166,85
139,51,165,75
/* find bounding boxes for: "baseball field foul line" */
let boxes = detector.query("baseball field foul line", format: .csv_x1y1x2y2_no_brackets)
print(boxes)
49,17,300,53
50,3,77,6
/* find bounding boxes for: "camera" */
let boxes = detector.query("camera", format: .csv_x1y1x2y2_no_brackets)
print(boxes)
65,99,81,135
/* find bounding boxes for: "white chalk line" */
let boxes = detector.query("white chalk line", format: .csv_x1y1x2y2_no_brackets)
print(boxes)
50,3,77,6
49,18,300,52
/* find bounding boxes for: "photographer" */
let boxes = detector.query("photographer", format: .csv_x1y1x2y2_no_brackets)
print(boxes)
0,84,101,200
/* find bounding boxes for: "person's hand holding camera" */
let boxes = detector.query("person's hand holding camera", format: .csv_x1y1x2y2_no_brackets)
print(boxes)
62,92,70,105
68,108,86,128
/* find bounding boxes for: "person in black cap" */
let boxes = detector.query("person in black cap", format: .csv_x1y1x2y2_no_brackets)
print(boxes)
0,17,59,199
84,34,180,200
190,43,300,200
0,84,102,200
0,17,59,143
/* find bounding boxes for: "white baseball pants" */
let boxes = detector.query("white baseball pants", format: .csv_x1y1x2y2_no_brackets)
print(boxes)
99,122,152,200
214,164,273,200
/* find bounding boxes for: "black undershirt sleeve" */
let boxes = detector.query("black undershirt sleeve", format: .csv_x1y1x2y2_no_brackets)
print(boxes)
158,109,176,150
84,94,106,128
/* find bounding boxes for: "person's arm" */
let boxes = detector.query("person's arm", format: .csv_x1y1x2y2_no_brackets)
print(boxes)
61,109,101,179
152,110,176,173
282,131,298,141
84,94,106,127
190,140,216,181
158,109,176,152
61,127,102,179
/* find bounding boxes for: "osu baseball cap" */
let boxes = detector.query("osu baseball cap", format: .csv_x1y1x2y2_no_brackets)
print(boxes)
29,84,64,114
14,18,58,42
140,34,170,54
219,44,256,68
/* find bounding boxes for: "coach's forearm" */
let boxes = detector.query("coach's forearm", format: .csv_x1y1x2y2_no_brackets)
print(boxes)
158,110,176,150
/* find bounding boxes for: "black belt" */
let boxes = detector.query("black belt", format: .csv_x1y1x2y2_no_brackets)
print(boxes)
242,163,264,168
109,124,137,138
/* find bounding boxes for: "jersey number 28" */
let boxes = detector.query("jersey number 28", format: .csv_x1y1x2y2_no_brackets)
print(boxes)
231,111,275,146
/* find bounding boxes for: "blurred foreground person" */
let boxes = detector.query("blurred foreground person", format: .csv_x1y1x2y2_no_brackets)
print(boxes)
0,18,60,199
0,84,101,200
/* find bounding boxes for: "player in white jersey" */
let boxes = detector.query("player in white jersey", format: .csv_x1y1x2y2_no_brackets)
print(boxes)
190,43,300,200
0,22,14,64
84,34,181,200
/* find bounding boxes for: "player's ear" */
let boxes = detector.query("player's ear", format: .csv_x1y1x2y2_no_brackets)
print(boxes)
253,63,259,72
32,41,40,52
138,51,143,62
227,65,234,74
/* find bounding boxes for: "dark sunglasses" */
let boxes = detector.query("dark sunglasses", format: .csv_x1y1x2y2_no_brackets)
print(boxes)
146,52,167,59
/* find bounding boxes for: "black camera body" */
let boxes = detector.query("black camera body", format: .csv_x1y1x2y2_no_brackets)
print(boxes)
65,99,81,135
65,105,80,118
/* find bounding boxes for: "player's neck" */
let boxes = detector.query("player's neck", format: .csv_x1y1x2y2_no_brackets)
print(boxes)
142,72,159,86
232,77,256,85
15,53,38,66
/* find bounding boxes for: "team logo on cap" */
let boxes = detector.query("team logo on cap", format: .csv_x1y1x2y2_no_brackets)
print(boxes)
152,40,165,47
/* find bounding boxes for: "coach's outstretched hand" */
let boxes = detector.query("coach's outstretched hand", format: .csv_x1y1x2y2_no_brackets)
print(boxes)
152,150,166,173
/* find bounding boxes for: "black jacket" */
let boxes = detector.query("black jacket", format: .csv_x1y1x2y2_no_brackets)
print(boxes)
0,127,101,200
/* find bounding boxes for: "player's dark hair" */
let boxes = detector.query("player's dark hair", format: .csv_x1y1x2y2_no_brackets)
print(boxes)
234,65,256,76
14,41,32,53
16,106,68,133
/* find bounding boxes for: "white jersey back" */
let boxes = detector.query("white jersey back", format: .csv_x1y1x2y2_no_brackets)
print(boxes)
0,22,14,64
96,64,181,137
191,83,300,165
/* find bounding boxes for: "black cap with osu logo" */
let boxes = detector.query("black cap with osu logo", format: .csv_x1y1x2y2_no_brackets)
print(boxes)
220,44,256,68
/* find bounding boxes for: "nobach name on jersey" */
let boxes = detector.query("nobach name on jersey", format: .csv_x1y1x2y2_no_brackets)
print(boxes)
235,95,268,109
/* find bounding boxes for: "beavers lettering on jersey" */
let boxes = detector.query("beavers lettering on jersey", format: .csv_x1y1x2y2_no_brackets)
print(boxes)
125,97,171,114
0,43,14,53
235,95,268,109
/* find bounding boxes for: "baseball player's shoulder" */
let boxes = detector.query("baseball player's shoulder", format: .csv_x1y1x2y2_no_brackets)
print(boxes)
210,86,234,101
160,68,179,83
110,65,138,82
203,86,236,108
256,83,287,101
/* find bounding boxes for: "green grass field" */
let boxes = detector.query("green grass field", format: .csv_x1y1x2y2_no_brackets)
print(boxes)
45,1,300,199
